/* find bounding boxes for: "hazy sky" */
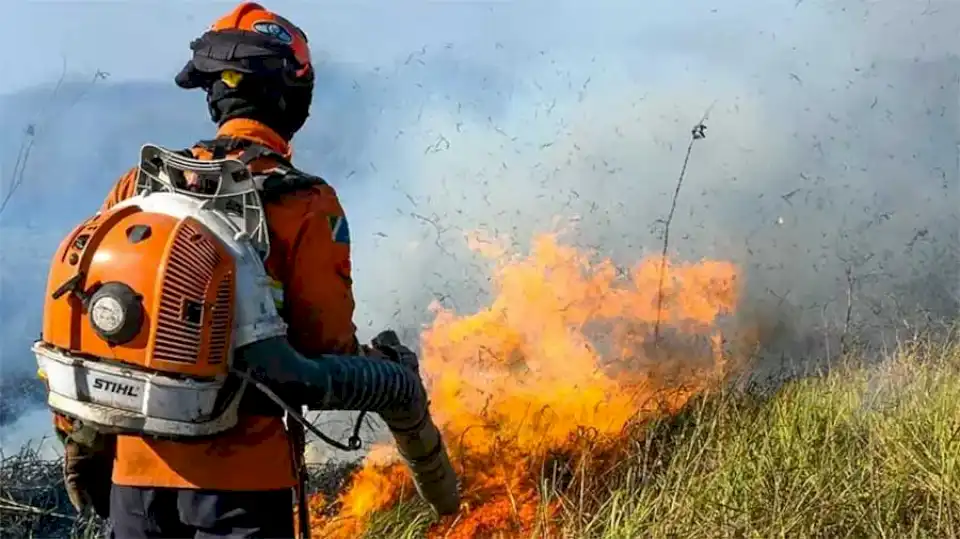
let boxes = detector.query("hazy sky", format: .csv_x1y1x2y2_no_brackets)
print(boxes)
2,0,959,453
3,0,959,339
6,0,954,94
7,0,717,92
4,0,960,338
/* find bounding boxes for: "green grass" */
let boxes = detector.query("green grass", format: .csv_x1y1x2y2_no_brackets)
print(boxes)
361,333,960,538
6,332,959,538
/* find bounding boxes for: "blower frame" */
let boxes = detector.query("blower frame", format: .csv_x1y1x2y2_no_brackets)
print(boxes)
35,144,287,438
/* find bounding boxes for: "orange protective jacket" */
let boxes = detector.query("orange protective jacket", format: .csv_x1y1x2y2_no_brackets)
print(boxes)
71,118,359,490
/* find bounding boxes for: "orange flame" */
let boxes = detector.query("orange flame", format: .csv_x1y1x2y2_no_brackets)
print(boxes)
311,229,740,538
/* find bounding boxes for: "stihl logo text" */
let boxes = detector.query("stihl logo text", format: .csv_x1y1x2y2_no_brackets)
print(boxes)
92,378,140,397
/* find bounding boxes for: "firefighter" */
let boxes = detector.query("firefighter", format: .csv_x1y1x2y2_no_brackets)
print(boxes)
56,3,364,537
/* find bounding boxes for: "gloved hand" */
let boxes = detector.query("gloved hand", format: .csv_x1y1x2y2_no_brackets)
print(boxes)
358,343,387,359
60,422,114,519
369,330,421,379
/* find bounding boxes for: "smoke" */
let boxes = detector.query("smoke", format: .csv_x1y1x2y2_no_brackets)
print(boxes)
337,0,960,367
308,0,960,457
2,0,959,454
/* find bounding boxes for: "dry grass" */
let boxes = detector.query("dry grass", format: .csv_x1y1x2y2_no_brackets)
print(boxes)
0,439,103,539
0,440,358,538
361,331,960,538
3,331,959,538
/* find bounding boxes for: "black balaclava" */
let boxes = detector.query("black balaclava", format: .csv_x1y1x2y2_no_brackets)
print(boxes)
204,74,313,141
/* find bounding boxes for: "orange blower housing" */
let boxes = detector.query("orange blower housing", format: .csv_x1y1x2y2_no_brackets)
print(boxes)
33,143,289,438
42,207,236,377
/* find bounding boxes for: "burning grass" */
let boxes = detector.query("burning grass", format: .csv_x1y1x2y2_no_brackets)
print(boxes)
4,231,959,538
310,232,960,538
7,335,959,538
322,331,960,539
310,231,741,537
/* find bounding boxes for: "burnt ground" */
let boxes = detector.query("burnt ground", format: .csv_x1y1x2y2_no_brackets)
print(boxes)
0,442,359,539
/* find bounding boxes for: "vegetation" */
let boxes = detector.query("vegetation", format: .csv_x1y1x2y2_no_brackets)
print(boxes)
356,331,960,538
3,332,960,538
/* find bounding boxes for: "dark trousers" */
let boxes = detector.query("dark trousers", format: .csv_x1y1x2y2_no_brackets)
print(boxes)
107,485,296,539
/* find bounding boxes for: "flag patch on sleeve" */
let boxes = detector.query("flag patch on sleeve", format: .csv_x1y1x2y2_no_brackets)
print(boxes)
327,215,350,245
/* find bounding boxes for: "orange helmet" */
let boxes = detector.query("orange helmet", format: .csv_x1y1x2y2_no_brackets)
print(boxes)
176,2,313,89
209,2,311,78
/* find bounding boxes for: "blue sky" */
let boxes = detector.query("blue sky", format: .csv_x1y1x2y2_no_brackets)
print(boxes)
1,0,958,436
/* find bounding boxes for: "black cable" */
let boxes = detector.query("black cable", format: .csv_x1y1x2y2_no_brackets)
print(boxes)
231,367,364,451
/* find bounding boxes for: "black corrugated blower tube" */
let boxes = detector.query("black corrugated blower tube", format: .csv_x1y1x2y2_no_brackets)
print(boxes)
235,336,461,516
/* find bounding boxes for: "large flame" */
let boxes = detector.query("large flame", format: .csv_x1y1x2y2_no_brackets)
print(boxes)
309,230,740,538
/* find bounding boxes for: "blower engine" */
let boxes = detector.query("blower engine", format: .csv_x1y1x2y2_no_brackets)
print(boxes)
33,144,459,516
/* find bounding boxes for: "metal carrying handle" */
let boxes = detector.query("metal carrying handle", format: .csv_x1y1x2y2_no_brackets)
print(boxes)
133,143,273,258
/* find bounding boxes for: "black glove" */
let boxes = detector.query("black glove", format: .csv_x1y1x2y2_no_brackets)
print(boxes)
370,330,421,379
61,425,114,519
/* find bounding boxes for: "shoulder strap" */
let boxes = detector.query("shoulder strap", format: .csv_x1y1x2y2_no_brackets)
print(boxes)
190,136,328,202
194,137,294,168
256,167,329,203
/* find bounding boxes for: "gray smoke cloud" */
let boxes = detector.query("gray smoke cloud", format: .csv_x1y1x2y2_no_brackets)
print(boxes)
339,0,960,366
2,0,959,457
